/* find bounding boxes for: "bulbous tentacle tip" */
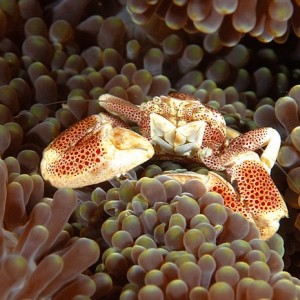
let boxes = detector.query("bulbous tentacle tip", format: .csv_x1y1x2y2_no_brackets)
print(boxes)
40,116,154,189
205,171,255,221
229,159,288,240
161,171,255,223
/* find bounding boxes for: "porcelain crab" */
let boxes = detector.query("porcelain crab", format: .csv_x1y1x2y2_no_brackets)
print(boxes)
40,93,288,239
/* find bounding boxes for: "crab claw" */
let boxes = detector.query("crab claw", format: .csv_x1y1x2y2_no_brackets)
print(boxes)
228,159,288,240
41,115,154,188
162,172,254,222
160,167,288,240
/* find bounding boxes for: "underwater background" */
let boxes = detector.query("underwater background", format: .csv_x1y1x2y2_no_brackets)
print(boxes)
1,0,300,299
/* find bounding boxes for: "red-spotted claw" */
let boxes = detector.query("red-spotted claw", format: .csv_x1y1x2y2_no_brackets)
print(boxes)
163,167,288,240
41,114,154,188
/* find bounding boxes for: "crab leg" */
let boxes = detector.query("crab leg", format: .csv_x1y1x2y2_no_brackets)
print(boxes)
98,94,142,124
226,127,281,173
41,113,154,188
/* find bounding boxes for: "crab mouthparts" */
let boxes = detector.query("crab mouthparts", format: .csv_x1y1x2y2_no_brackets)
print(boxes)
150,113,206,155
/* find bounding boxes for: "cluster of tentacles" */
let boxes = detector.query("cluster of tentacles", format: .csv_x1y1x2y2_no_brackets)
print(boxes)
1,0,300,298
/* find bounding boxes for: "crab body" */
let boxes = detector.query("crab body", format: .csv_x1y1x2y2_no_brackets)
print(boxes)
40,93,288,240
101,93,226,161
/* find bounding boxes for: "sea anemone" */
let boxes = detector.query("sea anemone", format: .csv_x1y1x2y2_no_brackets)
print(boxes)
0,0,300,297
0,158,100,299
73,174,300,299
126,0,296,45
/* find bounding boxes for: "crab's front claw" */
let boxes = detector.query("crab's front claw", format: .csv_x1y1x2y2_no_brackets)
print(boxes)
228,159,288,240
161,166,288,240
41,115,154,188
163,172,254,222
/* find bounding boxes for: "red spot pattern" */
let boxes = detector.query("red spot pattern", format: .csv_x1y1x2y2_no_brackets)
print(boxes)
168,92,198,101
50,115,99,155
100,95,142,124
208,173,253,221
202,126,226,153
45,116,106,178
227,128,270,152
229,160,286,214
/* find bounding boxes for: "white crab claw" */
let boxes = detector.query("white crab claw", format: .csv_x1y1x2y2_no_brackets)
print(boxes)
41,115,154,188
